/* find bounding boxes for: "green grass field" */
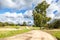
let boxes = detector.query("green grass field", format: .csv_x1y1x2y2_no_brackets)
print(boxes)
45,30,60,40
0,29,31,38
0,26,40,30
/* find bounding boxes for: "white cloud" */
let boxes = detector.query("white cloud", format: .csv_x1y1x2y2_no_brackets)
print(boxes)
46,13,55,19
46,0,60,19
24,10,33,17
0,0,43,10
0,0,43,25
0,0,16,8
46,0,59,4
46,0,60,23
46,0,53,4
0,10,33,24
0,0,60,24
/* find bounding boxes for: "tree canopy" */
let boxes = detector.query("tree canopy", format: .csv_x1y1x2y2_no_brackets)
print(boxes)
33,1,50,27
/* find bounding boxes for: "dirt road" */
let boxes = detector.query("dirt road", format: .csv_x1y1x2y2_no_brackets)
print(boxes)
0,30,57,40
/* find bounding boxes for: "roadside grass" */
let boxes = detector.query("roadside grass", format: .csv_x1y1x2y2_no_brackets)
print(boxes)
0,26,40,38
0,29,31,38
44,30,60,40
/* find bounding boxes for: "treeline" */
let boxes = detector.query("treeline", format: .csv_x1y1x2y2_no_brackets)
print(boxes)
48,19,60,29
0,22,27,27
0,22,19,27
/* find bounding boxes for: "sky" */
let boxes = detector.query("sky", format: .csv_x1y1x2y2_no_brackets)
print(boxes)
0,0,60,25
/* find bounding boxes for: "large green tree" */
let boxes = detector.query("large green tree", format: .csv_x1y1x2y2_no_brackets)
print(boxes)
33,1,50,27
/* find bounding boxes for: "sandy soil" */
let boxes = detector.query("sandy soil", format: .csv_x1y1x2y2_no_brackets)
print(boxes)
0,30,57,40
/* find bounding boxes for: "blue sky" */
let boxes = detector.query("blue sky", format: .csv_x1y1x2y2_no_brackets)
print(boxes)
0,0,60,24
0,0,42,13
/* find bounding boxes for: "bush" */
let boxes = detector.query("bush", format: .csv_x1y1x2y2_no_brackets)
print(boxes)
33,25,36,27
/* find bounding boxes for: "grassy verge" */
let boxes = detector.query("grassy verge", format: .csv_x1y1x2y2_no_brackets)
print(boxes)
45,30,60,40
0,26,40,38
0,29,31,38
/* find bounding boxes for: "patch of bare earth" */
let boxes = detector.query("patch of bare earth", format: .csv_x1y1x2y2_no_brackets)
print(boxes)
0,30,57,40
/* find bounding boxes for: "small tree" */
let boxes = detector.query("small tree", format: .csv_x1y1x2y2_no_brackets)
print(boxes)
23,22,26,26
3,22,9,26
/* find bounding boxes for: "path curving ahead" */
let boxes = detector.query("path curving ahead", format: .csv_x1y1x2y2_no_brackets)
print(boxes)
0,30,57,40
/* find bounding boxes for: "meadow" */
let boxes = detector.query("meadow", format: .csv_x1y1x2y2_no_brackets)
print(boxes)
0,26,60,40
45,29,60,40
0,29,31,38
